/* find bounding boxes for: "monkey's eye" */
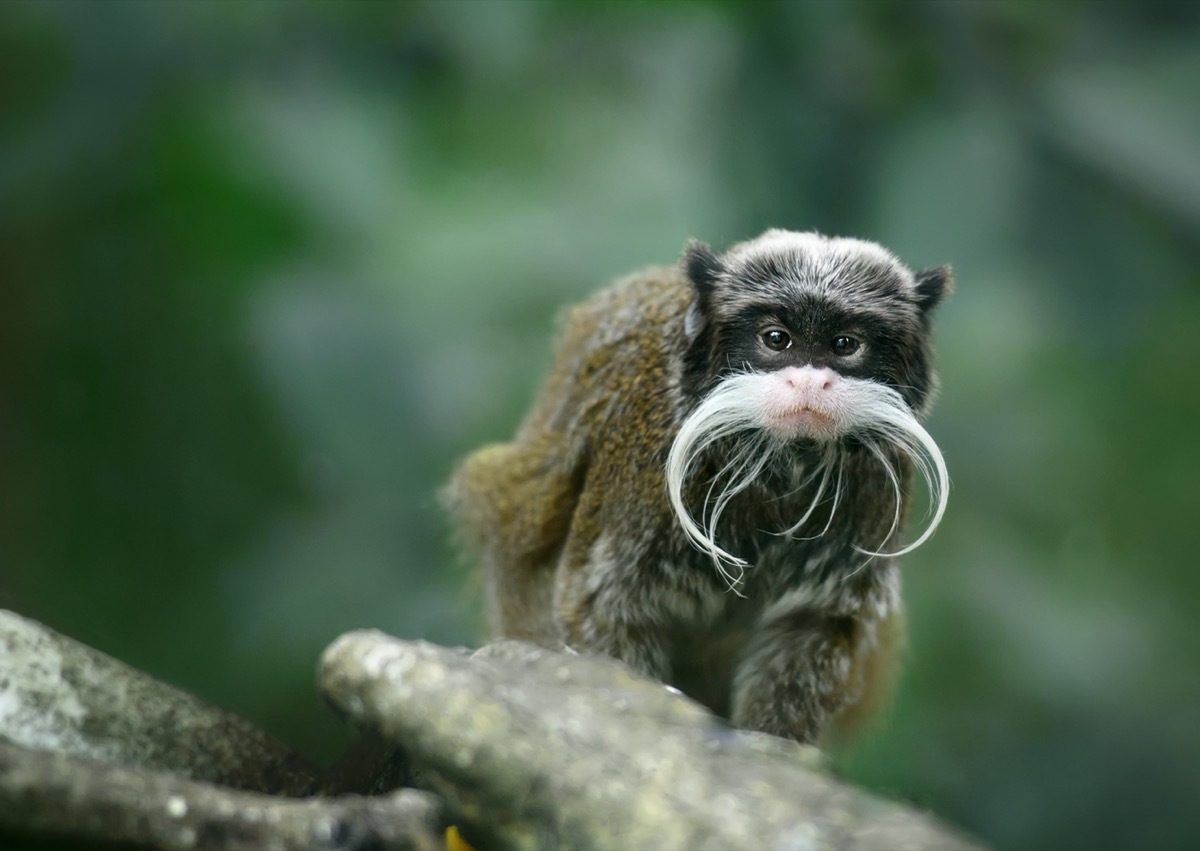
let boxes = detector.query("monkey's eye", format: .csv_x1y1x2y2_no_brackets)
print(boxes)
831,335,861,356
761,328,792,351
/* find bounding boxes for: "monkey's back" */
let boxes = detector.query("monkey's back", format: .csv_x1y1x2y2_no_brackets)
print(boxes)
445,266,693,644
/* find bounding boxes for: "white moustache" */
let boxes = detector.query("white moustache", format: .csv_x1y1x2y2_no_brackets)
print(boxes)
665,367,949,592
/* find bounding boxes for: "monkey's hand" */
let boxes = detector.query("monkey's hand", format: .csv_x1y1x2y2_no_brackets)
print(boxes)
730,609,865,744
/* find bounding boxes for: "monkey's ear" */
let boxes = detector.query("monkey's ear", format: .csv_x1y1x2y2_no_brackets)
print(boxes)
682,240,723,342
682,240,725,295
914,265,953,314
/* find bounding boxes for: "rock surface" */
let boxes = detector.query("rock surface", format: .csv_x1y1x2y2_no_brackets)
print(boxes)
0,608,986,850
320,631,984,851
0,609,321,795
0,738,444,851
0,609,445,850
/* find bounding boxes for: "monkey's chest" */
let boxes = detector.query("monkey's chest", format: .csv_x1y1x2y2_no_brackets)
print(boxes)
658,541,850,718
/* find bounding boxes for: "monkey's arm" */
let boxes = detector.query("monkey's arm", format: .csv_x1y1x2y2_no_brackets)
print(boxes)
449,269,692,650
483,268,684,556
731,589,903,744
447,275,676,641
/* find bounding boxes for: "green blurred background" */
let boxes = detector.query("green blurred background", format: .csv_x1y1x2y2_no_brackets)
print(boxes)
2,1,1198,848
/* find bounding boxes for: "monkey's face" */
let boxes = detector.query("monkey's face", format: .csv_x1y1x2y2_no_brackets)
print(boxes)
681,229,948,421
716,298,918,442
667,231,951,582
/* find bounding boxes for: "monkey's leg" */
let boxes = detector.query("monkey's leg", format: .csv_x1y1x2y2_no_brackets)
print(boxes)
730,609,865,744
555,559,674,682
571,612,674,682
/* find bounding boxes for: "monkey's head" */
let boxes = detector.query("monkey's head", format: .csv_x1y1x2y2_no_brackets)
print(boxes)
666,230,952,586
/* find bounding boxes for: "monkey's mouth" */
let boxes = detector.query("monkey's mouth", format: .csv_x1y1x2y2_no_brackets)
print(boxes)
768,406,837,436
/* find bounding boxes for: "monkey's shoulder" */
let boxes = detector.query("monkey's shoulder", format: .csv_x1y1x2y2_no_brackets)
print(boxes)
556,265,691,360
544,267,688,429
506,265,689,483
451,267,689,559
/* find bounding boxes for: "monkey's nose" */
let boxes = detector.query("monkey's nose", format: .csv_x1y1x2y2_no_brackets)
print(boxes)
779,366,837,392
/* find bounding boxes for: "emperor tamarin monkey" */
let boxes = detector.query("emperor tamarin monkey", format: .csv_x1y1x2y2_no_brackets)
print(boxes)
445,229,951,744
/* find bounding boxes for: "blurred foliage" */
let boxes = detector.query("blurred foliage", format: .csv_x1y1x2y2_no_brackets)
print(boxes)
2,1,1199,849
